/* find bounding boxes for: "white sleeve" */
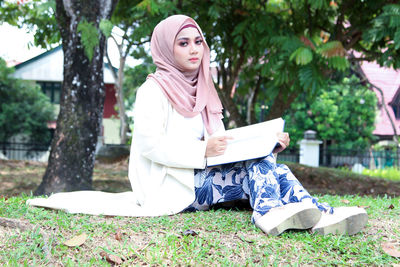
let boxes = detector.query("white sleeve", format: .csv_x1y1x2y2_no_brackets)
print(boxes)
133,80,207,169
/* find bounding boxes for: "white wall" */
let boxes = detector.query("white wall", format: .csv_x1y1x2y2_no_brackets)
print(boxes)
12,47,116,84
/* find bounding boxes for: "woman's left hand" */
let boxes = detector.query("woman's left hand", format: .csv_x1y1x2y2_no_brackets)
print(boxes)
273,132,290,153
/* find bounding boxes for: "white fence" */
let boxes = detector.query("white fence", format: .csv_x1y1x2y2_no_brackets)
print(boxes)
0,142,50,162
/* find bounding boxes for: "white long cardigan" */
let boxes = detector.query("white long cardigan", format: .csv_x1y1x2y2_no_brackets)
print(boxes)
26,79,219,216
128,79,210,215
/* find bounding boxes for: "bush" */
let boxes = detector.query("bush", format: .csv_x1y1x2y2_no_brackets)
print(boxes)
284,75,377,149
0,57,54,144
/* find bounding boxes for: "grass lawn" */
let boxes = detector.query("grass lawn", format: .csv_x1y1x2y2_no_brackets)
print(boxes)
0,161,399,266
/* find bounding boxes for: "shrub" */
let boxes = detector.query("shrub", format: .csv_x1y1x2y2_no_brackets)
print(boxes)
0,57,54,144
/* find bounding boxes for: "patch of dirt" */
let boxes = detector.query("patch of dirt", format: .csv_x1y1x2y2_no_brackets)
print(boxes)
0,160,130,196
0,159,399,197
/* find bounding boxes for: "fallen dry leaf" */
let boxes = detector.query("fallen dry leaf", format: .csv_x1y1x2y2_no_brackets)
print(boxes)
100,251,123,265
341,199,350,204
236,234,254,244
63,233,87,247
388,204,395,209
358,205,370,209
182,229,198,236
382,241,400,258
115,228,122,241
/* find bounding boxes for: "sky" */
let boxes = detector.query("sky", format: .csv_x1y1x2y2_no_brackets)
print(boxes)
0,23,47,65
0,22,139,68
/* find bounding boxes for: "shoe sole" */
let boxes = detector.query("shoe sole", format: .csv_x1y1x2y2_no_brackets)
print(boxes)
268,208,322,236
312,212,368,235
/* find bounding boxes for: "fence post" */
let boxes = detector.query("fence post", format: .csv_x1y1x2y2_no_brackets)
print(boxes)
298,130,322,167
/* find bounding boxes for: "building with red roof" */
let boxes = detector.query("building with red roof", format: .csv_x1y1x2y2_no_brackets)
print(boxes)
11,46,121,145
360,61,400,143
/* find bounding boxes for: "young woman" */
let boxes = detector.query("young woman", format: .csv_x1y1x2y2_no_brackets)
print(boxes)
128,15,368,236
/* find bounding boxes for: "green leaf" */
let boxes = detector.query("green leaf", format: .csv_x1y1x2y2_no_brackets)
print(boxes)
394,30,400,49
389,15,400,28
308,0,326,10
328,56,349,71
290,47,313,65
234,35,243,47
99,19,113,38
77,20,99,61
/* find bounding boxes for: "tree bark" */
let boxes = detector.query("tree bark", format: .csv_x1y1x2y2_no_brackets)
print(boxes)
266,84,298,120
35,0,117,196
105,41,129,144
217,56,247,128
247,74,262,124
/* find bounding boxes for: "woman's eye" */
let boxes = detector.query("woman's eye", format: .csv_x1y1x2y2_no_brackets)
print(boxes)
196,39,203,45
179,41,188,47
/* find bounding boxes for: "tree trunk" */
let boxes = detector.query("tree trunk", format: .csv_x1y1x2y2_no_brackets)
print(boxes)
217,63,247,128
247,74,262,124
266,85,299,121
35,0,117,196
116,56,128,144
106,42,128,145
218,84,247,128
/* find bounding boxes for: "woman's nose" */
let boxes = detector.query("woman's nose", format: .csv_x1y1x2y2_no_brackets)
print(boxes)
189,43,198,54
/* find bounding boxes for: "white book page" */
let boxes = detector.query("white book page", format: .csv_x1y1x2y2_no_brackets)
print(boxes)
207,118,285,166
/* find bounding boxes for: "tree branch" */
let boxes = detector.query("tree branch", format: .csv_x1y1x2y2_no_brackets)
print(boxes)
247,73,263,124
306,3,312,34
343,31,362,50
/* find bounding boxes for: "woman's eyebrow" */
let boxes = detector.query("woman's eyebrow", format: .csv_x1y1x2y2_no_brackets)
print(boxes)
176,35,202,41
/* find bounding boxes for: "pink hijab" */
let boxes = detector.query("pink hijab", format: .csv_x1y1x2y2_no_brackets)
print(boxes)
147,15,223,135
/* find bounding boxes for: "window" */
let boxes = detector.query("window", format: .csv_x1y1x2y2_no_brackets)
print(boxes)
393,104,400,119
37,82,61,104
391,88,400,119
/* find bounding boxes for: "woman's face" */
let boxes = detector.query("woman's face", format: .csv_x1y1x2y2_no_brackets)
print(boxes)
173,27,204,72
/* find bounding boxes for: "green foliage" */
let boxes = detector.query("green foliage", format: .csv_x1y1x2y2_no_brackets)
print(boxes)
0,58,54,144
290,47,313,65
77,20,99,61
3,0,400,126
175,0,400,125
0,0,59,49
99,19,113,38
363,4,400,68
284,75,377,149
123,52,156,121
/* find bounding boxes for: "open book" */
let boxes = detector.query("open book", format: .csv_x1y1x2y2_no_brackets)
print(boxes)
207,117,285,166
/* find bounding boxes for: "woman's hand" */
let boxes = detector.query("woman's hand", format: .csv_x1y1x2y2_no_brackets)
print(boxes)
205,136,233,157
273,132,290,154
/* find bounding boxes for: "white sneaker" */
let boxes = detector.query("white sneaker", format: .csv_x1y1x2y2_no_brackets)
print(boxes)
255,202,321,236
311,207,368,235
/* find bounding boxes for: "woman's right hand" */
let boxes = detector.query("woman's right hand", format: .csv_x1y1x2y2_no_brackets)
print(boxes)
205,136,232,157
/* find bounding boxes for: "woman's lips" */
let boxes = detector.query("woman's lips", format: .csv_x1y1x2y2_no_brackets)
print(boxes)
189,57,199,62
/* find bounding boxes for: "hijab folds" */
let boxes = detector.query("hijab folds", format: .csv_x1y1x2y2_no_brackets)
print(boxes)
147,15,223,135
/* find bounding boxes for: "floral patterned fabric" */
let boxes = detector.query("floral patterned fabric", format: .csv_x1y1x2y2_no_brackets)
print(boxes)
184,154,333,223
